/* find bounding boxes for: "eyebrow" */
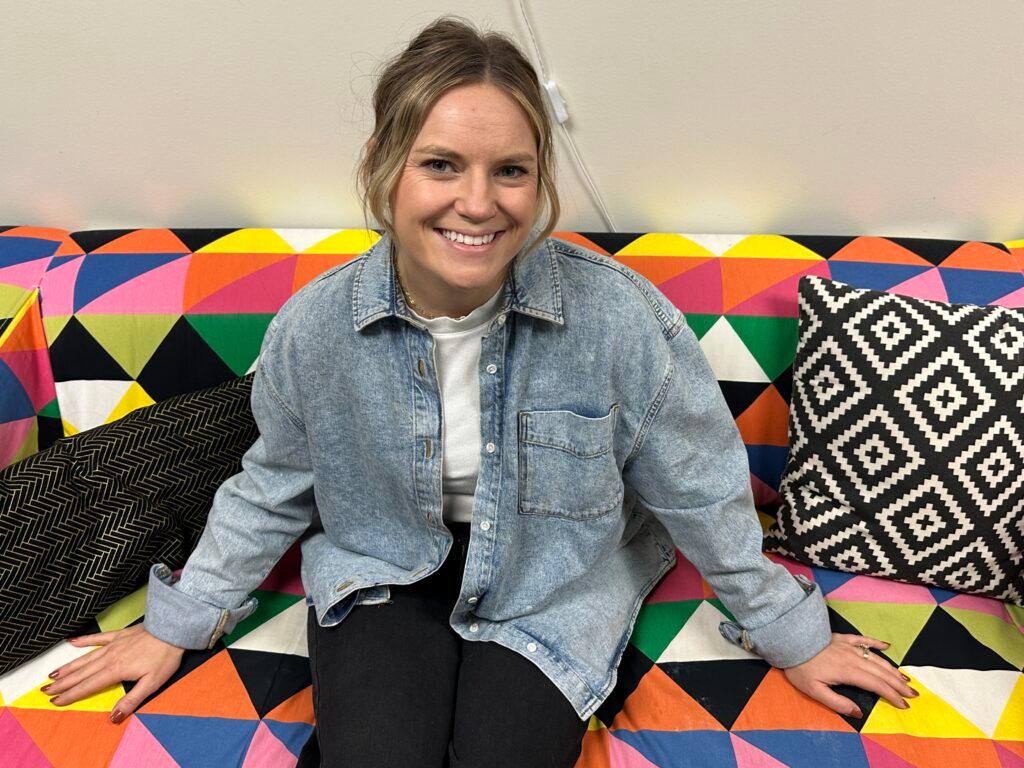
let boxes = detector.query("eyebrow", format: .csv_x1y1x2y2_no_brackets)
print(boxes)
413,144,537,165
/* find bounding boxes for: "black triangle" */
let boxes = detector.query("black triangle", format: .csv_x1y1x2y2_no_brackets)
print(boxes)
578,232,645,256
48,316,132,382
779,235,858,260
658,659,769,730
0,226,16,234
169,228,246,254
37,412,64,452
136,316,238,402
719,381,771,420
70,230,138,253
902,607,1016,670
773,364,793,406
227,647,312,719
887,237,964,267
594,643,654,725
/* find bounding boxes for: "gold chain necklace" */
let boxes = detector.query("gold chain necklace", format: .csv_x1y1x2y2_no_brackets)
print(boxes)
392,249,466,321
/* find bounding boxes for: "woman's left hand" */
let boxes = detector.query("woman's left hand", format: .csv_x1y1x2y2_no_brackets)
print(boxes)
782,633,919,719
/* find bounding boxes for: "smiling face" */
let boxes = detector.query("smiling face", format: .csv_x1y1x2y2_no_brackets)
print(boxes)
389,82,540,318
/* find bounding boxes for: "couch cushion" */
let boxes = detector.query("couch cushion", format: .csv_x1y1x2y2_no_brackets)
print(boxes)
0,372,256,675
765,275,1024,603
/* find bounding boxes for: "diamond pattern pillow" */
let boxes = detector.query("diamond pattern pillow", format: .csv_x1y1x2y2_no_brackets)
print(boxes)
764,275,1024,604
0,373,257,674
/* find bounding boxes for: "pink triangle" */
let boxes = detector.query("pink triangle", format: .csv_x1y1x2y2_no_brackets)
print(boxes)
728,261,832,317
860,735,922,767
0,417,34,469
942,592,1014,622
995,742,1024,768
78,256,191,315
657,259,723,313
109,716,180,768
730,732,790,767
0,708,55,768
645,552,705,603
607,730,660,767
36,256,84,317
887,267,949,302
1,349,57,411
827,573,937,604
241,721,298,768
258,542,305,595
993,284,1024,309
186,257,297,314
0,256,53,290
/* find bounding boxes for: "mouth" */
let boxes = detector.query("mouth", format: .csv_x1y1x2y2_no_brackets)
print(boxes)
434,228,505,253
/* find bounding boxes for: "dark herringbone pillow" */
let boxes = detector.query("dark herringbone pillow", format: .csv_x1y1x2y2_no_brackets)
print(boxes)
764,276,1024,604
0,373,257,674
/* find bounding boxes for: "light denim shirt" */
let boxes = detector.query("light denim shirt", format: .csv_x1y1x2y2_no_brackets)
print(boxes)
144,231,831,720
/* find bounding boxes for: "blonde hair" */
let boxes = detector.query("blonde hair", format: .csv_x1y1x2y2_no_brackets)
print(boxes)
356,15,559,260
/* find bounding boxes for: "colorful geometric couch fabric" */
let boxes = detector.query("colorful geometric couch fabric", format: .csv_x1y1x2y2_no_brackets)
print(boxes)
0,228,1022,767
765,275,1024,604
0,373,257,675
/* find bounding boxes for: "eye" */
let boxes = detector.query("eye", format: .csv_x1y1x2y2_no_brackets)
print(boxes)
424,158,452,173
499,166,528,179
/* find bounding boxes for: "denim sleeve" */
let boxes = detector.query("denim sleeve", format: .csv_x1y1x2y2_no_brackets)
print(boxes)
144,315,315,650
622,318,832,669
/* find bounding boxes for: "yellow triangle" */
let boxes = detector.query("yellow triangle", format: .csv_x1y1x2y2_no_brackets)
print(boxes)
993,675,1024,740
0,288,37,346
43,314,71,343
1003,238,1024,249
720,234,824,261
12,681,124,712
96,585,148,632
587,716,606,731
61,418,79,437
861,676,987,738
107,382,156,423
304,229,381,254
195,228,296,254
826,600,934,665
615,233,715,257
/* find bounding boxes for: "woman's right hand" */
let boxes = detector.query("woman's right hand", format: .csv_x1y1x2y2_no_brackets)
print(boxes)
40,624,185,723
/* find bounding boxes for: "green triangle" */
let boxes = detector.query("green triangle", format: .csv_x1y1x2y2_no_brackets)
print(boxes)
827,600,935,664
39,396,61,418
43,314,70,343
0,284,32,320
683,313,720,340
77,314,180,378
944,606,1024,670
186,314,274,377
1006,603,1024,633
725,315,798,380
629,600,700,662
706,597,736,622
223,589,303,644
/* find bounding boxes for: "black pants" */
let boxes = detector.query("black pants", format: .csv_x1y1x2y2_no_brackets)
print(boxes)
296,522,588,768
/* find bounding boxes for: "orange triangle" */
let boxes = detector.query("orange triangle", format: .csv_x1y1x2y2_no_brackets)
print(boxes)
9,708,124,768
938,241,1020,272
616,255,712,286
138,650,258,720
609,662,725,732
89,229,189,254
575,725,613,768
735,385,790,446
1,296,48,353
721,259,820,310
732,667,855,732
183,252,294,309
831,237,933,266
264,685,314,724
863,734,1004,768
293,252,358,292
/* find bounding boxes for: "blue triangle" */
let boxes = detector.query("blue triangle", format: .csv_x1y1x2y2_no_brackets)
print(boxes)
735,730,868,767
264,720,314,757
612,729,737,767
0,235,60,269
136,714,259,768
938,266,1024,305
0,358,36,421
827,262,930,292
811,566,859,596
73,252,186,312
928,585,959,603
746,444,788,491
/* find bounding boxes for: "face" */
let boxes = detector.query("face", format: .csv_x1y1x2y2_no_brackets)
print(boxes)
388,82,540,318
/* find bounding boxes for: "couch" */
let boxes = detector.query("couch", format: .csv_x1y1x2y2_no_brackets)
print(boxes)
1,226,1022,767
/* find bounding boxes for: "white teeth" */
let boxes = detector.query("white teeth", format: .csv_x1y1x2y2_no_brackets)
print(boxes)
440,229,496,246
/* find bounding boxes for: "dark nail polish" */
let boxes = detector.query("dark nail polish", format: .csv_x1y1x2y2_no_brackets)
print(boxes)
48,670,60,679
52,697,63,706
909,687,920,697
111,710,124,724
901,673,911,681
40,684,52,693
852,708,863,718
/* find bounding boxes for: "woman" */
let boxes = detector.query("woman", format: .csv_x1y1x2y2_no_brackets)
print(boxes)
41,16,917,767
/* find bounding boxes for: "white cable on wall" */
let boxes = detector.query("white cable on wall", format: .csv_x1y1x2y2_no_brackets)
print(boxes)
515,0,618,232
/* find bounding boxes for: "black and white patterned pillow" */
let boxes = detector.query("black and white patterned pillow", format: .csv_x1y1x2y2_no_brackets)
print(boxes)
764,276,1024,605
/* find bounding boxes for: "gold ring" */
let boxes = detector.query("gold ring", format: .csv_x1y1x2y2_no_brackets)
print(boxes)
857,644,871,659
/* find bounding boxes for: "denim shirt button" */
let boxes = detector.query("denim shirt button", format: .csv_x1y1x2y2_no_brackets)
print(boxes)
497,314,506,326
486,363,497,374
467,596,479,604
485,442,496,453
469,622,479,633
527,642,537,652
479,521,491,531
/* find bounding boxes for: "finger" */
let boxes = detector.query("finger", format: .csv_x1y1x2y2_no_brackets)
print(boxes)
847,667,909,711
48,644,107,682
68,630,123,647
836,633,891,650
109,673,166,724
47,667,124,707
805,681,863,718
863,652,918,697
44,653,115,698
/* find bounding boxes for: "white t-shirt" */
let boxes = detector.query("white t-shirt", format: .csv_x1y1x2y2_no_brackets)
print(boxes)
409,285,505,524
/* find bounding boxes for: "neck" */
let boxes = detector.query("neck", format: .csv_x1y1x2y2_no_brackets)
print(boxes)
392,247,507,320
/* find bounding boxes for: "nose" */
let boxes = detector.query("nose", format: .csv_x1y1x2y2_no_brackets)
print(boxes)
453,168,497,222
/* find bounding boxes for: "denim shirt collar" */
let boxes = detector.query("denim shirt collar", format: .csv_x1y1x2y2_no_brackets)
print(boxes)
351,229,565,332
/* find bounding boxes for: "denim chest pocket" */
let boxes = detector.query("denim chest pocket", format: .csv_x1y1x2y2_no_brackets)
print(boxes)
517,404,623,520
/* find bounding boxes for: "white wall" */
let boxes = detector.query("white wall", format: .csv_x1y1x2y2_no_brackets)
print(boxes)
2,1,1021,241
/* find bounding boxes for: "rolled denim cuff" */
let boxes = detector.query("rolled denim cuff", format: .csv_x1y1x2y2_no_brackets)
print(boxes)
143,563,259,650
718,573,832,668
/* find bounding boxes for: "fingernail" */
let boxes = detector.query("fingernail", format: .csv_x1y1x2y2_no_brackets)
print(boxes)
901,700,910,709
48,670,60,679
851,708,863,718
51,696,64,706
111,710,124,724
909,687,920,697
40,684,52,693
901,673,911,681
881,641,891,647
